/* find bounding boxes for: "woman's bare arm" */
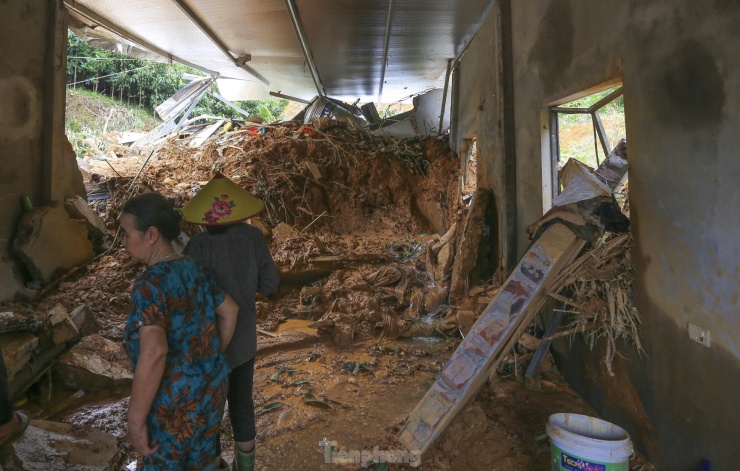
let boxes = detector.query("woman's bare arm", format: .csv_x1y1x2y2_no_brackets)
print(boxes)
215,294,238,351
128,325,167,456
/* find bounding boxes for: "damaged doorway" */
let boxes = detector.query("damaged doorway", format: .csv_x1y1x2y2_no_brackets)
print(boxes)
548,85,628,212
538,85,648,422
452,134,499,294
461,136,478,205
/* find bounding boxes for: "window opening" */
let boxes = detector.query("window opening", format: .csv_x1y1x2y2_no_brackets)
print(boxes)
551,86,626,194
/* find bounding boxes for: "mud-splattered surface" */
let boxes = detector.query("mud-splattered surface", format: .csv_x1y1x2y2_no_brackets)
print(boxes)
2,122,654,470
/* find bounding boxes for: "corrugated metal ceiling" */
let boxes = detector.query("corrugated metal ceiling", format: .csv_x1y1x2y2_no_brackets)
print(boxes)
65,0,493,102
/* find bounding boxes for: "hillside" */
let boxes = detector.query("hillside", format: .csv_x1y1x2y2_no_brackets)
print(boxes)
65,88,159,158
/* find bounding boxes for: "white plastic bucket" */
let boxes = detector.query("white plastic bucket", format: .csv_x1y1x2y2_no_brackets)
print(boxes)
546,413,633,471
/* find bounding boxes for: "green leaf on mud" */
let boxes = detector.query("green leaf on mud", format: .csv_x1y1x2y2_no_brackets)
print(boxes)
301,393,331,409
255,402,282,416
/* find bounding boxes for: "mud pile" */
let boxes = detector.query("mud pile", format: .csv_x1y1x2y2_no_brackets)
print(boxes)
113,119,460,236
39,120,465,344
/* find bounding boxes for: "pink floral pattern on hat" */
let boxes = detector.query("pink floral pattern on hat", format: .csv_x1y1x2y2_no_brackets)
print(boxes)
202,194,236,223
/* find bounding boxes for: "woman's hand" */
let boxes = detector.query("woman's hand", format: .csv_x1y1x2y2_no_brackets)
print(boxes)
127,420,159,456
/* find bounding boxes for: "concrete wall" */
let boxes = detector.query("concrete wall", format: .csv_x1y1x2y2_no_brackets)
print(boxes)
0,0,82,301
456,0,739,468
454,2,517,275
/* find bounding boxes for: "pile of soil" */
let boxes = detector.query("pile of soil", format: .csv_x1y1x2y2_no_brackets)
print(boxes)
39,120,463,345
108,120,460,236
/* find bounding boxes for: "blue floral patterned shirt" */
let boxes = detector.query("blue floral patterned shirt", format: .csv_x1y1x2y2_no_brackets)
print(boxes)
125,256,230,469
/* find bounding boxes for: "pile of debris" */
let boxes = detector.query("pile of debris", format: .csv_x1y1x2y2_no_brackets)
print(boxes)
23,117,464,350
546,232,641,375
399,138,634,454
112,119,459,232
74,115,464,341
0,300,129,412
1,188,123,397
0,114,466,467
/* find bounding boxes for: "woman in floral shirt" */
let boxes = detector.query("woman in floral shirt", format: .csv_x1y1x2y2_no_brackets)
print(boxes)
120,193,238,470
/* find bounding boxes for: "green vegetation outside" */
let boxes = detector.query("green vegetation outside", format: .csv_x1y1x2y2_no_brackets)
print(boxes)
66,88,160,157
557,87,626,168
66,30,290,157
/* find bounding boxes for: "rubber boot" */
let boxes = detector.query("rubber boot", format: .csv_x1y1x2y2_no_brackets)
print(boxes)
232,447,255,471
214,456,230,471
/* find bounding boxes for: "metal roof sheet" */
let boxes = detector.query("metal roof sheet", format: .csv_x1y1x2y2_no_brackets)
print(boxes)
65,0,493,102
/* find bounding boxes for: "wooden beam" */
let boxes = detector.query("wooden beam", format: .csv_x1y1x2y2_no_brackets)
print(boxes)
399,224,585,453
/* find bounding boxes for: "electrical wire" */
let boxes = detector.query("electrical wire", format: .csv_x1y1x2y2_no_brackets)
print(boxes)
67,65,152,87
68,56,143,60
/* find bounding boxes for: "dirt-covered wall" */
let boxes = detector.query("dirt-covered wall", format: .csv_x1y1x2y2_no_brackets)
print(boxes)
454,0,739,469
0,0,80,302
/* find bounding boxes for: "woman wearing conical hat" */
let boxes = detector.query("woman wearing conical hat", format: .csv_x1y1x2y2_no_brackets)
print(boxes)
181,173,279,471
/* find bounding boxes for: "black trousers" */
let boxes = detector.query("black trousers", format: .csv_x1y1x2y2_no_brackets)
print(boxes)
1,350,13,425
217,358,256,454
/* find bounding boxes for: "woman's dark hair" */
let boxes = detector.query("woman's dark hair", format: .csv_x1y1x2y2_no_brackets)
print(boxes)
121,193,182,242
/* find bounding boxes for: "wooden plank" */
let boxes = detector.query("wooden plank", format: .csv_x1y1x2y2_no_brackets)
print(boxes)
257,328,279,338
399,223,584,453
309,254,392,266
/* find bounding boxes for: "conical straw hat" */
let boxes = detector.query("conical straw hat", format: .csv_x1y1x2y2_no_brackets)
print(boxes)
181,173,264,225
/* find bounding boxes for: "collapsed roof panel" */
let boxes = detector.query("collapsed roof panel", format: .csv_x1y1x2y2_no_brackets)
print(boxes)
65,0,494,102
68,0,239,74
294,0,389,99
176,0,318,99
66,0,316,100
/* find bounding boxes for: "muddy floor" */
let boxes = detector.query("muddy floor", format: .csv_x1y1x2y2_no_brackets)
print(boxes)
36,319,655,470
4,122,654,470
241,324,595,471
50,320,624,470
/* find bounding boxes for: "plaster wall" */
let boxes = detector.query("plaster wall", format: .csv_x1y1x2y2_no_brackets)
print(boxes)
501,0,738,468
0,0,81,301
0,1,50,299
456,12,499,193
455,5,517,274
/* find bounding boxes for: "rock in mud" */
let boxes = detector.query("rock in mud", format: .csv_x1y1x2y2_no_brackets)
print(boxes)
54,334,132,391
47,304,80,345
3,420,121,470
13,204,95,284
69,304,103,336
64,195,107,239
